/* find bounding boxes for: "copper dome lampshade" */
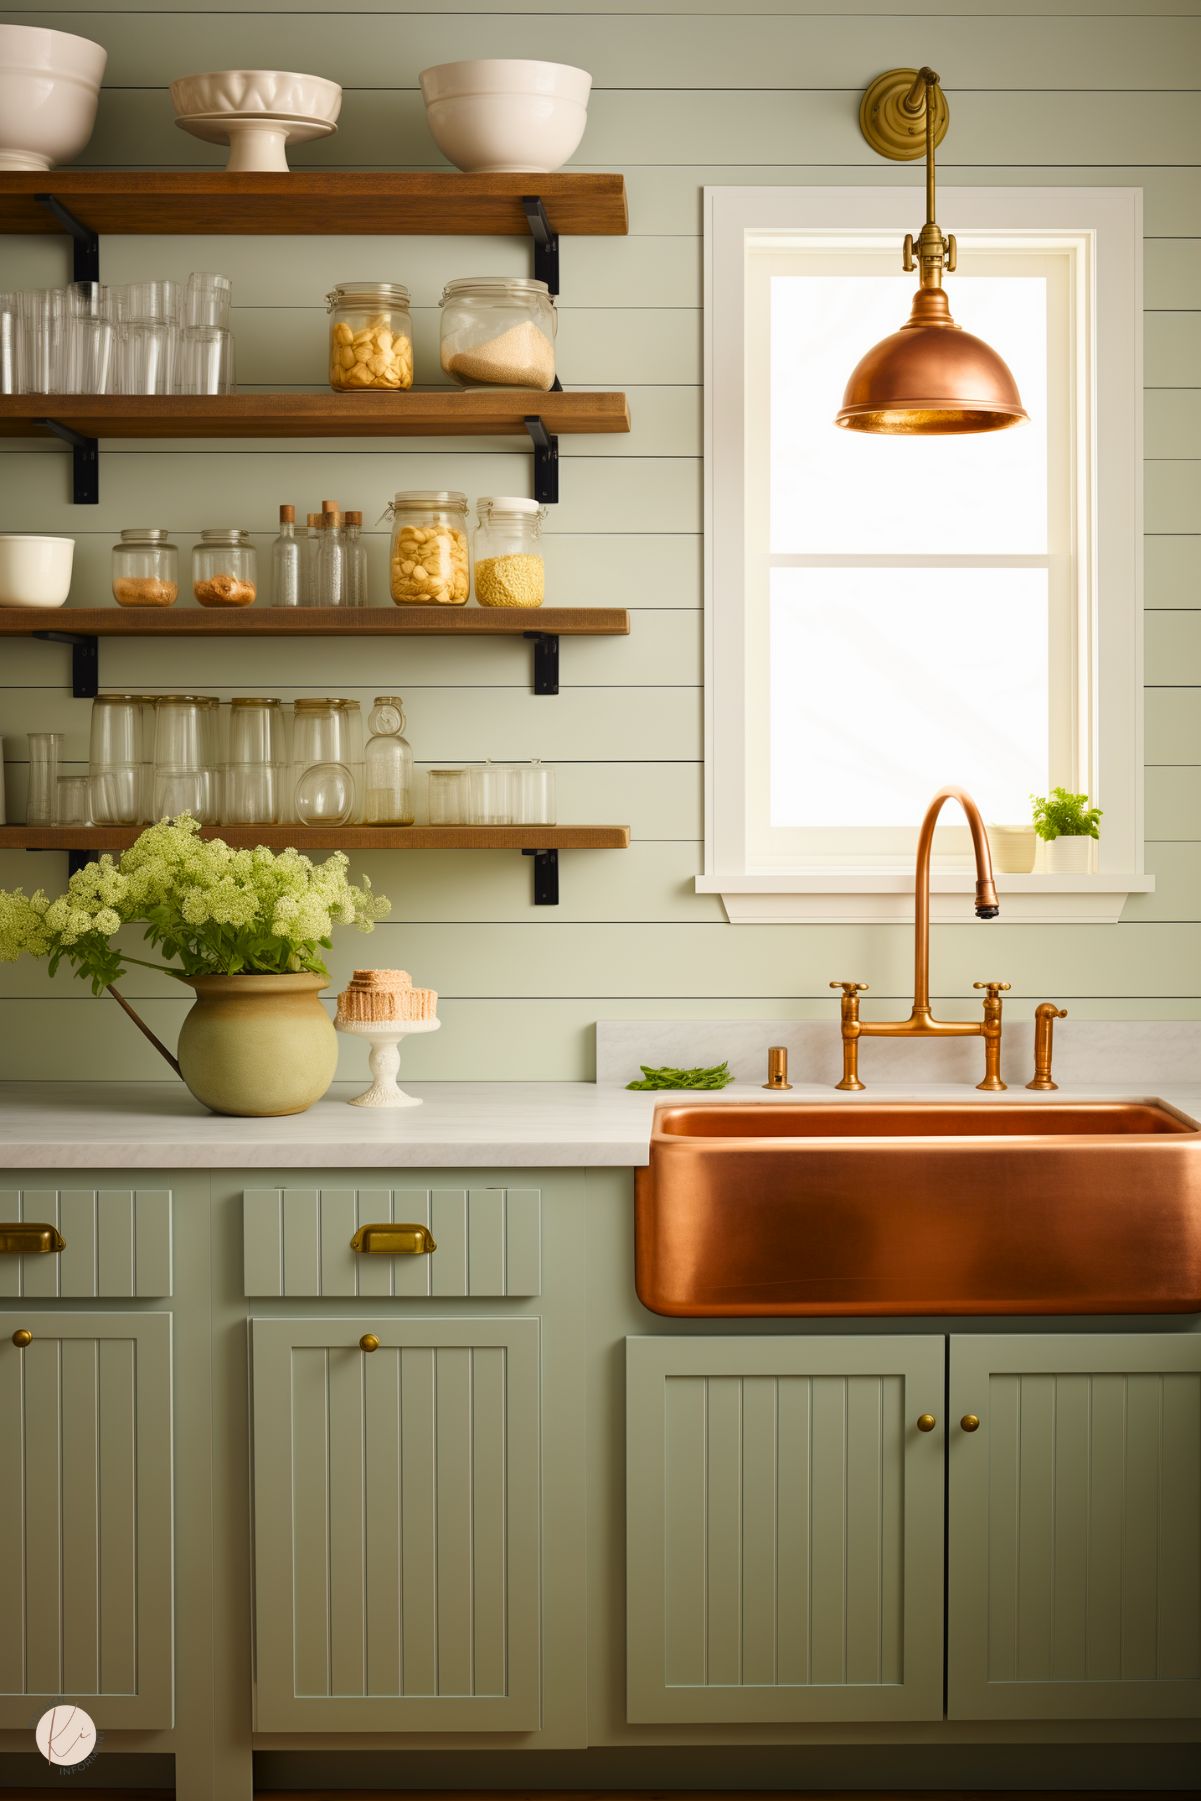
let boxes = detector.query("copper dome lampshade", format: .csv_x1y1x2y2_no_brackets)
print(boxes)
835,67,1028,437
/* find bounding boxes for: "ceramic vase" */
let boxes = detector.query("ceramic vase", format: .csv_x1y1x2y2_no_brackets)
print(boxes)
988,825,1037,875
176,972,338,1116
1041,834,1094,875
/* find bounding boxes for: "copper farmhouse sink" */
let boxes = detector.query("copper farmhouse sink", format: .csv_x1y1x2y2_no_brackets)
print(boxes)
635,1100,1201,1317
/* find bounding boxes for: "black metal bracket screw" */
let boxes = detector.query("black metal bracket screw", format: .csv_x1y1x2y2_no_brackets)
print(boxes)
525,632,560,696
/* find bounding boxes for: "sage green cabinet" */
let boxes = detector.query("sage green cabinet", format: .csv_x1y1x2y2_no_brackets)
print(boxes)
948,1333,1201,1721
250,1316,542,1732
625,1335,946,1722
0,1311,174,1728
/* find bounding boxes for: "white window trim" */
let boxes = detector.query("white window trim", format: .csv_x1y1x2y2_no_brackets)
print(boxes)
701,185,1150,925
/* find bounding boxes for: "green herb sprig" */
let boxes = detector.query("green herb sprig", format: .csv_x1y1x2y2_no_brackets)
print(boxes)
626,1061,735,1091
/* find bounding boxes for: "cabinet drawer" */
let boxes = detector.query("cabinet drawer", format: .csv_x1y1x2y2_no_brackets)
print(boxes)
0,1187,172,1298
0,1311,174,1728
243,1184,541,1298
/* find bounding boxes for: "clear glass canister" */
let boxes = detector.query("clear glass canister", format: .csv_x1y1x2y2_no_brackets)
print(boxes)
439,278,557,390
326,283,413,392
112,528,178,608
474,496,545,607
388,491,470,606
364,696,415,826
193,529,257,608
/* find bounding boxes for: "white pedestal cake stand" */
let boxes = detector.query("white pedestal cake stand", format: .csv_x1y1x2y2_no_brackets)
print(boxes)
336,1017,440,1108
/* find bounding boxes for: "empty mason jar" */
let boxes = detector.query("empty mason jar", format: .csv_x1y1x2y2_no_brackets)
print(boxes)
512,760,556,825
468,762,516,826
112,528,178,608
427,768,470,826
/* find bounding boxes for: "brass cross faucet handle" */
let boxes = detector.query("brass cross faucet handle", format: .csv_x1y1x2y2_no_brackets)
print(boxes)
830,982,869,1091
1027,1002,1068,1091
973,981,1011,1092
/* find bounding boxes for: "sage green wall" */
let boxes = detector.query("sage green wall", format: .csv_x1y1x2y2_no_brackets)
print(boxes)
0,0,1197,1082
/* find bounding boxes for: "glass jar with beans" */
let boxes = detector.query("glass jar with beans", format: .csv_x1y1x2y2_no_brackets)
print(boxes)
387,491,470,606
473,496,545,607
326,283,413,392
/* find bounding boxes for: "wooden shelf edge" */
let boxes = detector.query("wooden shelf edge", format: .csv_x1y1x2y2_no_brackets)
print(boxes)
0,826,631,852
0,606,631,638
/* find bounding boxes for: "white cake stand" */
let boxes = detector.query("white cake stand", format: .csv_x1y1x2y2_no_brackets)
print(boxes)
174,111,337,173
336,1017,440,1108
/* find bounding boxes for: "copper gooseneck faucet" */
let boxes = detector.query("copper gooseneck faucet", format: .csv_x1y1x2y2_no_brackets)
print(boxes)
831,786,1009,1092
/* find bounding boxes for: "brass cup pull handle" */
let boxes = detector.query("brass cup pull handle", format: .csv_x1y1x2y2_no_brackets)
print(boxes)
11,1329,33,1349
359,1334,380,1354
916,1413,937,1432
350,1223,437,1257
961,1413,981,1433
0,1223,66,1255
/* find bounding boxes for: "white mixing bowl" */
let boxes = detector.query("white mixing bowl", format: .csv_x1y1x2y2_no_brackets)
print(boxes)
0,24,107,173
0,535,75,608
419,59,591,173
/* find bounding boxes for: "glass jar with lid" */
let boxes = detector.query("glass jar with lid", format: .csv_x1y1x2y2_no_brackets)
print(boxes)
439,278,557,390
112,528,178,608
364,696,415,826
473,496,545,607
387,491,470,607
326,282,413,392
192,529,257,608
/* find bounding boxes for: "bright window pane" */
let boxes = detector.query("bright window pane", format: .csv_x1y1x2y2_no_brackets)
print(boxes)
769,567,1049,826
769,273,1048,555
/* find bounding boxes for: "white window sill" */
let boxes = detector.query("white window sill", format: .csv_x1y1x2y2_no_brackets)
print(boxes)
696,872,1155,925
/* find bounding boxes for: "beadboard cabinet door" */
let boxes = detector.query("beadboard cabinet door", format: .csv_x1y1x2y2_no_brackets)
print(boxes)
0,1312,174,1728
250,1316,541,1732
626,1335,945,1723
948,1334,1201,1721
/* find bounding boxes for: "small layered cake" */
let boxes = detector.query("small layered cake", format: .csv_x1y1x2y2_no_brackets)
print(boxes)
337,968,438,1024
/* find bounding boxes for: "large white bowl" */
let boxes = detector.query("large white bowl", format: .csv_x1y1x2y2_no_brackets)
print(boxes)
419,59,591,173
170,69,342,123
0,24,107,173
0,535,75,608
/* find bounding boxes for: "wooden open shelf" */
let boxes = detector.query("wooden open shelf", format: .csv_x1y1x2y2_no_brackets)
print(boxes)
0,391,630,441
0,606,629,639
0,826,629,853
0,172,629,239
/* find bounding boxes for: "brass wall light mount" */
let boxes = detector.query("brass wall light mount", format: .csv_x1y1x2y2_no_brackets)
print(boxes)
836,65,1028,436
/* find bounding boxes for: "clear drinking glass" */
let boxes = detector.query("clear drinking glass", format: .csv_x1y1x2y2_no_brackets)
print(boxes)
427,768,470,826
26,732,62,825
63,282,113,394
512,760,556,825
225,697,286,824
0,293,18,395
121,320,174,396
119,280,180,324
89,693,146,825
56,775,93,827
19,290,65,394
153,695,221,823
182,325,235,395
290,697,360,822
185,272,232,329
294,761,355,826
468,762,516,826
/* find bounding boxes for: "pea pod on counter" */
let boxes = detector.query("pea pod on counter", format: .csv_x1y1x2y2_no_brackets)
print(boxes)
626,1062,734,1091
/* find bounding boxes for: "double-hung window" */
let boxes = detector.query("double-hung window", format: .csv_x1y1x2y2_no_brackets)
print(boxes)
703,187,1148,921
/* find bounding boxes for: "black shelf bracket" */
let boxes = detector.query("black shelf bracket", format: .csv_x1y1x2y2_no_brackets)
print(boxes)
32,629,99,698
525,631,560,696
35,194,100,284
36,419,99,505
524,415,559,506
522,847,560,906
522,196,559,296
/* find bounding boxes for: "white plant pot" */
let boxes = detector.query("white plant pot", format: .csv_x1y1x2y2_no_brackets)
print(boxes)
988,825,1037,875
1041,835,1094,875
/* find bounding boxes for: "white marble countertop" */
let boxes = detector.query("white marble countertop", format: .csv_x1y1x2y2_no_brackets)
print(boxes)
0,1080,1197,1169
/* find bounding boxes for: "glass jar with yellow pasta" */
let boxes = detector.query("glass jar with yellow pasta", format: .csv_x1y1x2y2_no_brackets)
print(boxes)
326,283,413,392
473,495,545,607
387,491,470,606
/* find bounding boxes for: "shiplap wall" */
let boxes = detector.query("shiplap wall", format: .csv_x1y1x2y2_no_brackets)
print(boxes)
0,0,1197,1083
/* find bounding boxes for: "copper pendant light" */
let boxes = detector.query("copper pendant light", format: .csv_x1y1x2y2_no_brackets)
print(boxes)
835,67,1028,436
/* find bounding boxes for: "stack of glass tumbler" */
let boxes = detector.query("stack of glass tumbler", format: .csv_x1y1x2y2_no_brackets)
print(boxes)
0,273,235,396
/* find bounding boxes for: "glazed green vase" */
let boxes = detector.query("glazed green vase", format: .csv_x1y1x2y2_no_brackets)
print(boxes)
176,973,338,1117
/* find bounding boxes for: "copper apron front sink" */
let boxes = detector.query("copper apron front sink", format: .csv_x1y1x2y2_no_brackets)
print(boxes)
635,1100,1201,1317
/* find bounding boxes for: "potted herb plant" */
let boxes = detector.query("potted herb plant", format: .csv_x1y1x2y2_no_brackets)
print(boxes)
1030,786,1102,874
0,815,390,1116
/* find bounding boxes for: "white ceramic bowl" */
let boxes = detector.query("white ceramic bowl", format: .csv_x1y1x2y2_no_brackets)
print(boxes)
0,535,75,608
0,24,107,173
169,69,342,124
419,59,591,173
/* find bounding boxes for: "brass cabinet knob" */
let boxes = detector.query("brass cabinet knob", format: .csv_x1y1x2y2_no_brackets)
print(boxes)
11,1329,32,1349
359,1333,380,1354
961,1413,981,1433
916,1413,937,1432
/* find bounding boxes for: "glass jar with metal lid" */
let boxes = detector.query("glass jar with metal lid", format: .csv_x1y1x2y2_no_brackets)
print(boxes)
192,529,257,608
473,496,545,607
112,528,178,609
326,282,413,392
386,491,470,606
439,278,557,390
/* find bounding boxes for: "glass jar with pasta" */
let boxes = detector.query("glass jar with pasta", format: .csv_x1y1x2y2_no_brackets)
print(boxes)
326,283,413,392
473,496,545,607
387,491,470,607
